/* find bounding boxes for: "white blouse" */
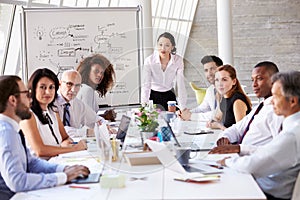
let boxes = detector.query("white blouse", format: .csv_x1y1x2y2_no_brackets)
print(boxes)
141,50,187,109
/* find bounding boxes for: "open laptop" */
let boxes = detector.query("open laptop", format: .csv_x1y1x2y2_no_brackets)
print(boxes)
164,118,215,152
146,140,222,175
115,115,131,142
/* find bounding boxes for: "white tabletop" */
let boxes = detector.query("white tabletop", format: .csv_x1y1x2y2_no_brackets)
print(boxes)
12,120,266,200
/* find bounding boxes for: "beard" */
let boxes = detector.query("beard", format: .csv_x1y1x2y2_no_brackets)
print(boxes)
15,100,32,120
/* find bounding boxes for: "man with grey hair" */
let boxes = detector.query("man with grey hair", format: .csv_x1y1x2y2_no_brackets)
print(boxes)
55,70,103,138
218,71,300,200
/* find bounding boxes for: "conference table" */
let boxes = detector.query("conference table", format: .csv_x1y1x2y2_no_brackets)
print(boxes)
12,120,266,200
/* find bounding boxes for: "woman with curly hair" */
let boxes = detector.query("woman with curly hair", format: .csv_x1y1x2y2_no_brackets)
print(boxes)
76,54,116,121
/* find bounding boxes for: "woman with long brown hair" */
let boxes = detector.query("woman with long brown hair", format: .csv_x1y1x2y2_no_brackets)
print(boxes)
208,64,252,130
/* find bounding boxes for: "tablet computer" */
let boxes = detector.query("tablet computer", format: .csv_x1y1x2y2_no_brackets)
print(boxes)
71,173,101,184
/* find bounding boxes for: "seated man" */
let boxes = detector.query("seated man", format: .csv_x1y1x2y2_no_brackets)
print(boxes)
218,71,300,200
179,55,223,121
55,70,103,138
210,61,283,155
0,75,90,200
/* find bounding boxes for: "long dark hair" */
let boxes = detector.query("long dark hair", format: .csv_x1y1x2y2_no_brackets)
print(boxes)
28,68,59,124
77,54,115,97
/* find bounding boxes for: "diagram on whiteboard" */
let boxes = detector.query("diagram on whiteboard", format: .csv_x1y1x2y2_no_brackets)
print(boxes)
23,8,142,106
31,23,130,76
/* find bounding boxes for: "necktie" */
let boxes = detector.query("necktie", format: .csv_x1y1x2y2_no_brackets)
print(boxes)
45,113,59,144
214,88,217,109
239,102,264,144
278,124,283,133
19,130,29,172
63,103,71,126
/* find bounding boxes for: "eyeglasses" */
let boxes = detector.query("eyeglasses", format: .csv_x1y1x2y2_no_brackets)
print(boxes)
62,81,81,89
15,90,32,98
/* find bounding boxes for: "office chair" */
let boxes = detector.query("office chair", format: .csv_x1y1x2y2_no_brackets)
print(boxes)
189,82,206,104
292,171,300,200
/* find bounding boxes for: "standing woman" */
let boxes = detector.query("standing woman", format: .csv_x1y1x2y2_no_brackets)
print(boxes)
77,54,116,120
208,65,252,130
20,68,87,159
141,32,187,111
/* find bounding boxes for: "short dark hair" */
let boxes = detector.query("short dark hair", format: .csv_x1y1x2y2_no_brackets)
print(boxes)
271,71,300,104
201,55,223,66
157,32,177,55
28,68,59,124
254,61,279,76
0,76,21,113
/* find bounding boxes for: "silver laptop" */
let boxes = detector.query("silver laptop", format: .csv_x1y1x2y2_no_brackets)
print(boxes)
164,118,215,151
146,140,223,175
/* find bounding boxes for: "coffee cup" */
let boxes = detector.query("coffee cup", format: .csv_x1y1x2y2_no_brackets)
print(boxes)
167,101,177,112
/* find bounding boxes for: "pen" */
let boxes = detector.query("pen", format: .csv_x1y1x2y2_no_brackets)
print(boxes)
69,185,90,189
209,164,224,169
72,142,78,144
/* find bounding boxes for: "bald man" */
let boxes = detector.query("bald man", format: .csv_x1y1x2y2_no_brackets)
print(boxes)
55,70,103,138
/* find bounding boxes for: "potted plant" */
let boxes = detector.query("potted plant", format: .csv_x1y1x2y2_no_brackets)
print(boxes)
135,103,160,138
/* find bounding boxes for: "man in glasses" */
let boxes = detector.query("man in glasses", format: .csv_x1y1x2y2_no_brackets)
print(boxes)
0,75,90,200
55,70,104,138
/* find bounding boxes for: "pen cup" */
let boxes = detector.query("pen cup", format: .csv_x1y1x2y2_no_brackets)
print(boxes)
161,126,172,141
175,147,191,166
110,139,120,162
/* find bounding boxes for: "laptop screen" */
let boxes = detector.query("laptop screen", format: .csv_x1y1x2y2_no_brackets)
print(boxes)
116,115,131,142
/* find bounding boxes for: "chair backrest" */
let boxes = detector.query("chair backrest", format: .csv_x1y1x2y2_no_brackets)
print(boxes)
292,171,300,200
189,82,206,104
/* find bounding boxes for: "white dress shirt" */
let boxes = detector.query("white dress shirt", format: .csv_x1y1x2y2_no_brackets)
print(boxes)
55,93,101,138
219,96,284,155
190,84,216,121
225,111,300,199
141,50,187,109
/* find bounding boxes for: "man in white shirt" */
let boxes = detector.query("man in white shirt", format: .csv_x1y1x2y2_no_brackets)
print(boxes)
210,61,283,155
218,71,300,200
179,55,223,121
55,70,103,138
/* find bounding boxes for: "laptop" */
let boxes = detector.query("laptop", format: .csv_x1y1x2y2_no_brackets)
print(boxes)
115,115,131,142
164,118,215,152
146,140,223,175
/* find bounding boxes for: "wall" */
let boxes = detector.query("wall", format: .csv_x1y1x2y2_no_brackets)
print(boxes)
184,0,300,97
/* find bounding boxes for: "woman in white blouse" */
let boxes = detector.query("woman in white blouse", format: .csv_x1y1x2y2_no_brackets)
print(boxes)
76,54,116,121
141,32,187,111
20,68,87,159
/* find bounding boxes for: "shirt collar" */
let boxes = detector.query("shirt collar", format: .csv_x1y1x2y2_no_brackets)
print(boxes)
282,111,300,131
0,113,20,132
57,92,72,106
153,50,175,65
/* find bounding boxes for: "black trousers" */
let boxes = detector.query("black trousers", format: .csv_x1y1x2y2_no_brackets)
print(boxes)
150,89,176,111
264,192,290,200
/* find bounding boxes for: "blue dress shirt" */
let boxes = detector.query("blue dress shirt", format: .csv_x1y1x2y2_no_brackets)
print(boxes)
0,114,66,198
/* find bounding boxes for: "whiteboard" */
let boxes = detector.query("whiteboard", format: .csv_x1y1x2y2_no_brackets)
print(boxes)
21,7,142,106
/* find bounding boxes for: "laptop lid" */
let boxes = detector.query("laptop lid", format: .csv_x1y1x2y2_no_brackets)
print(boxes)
116,115,131,142
146,140,223,175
